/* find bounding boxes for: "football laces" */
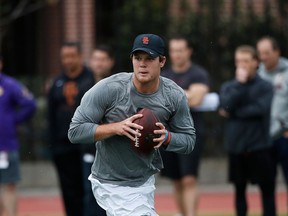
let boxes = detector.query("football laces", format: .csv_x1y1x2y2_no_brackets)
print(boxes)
135,129,140,147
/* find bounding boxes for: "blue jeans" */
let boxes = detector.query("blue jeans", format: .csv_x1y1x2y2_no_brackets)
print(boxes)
273,137,288,186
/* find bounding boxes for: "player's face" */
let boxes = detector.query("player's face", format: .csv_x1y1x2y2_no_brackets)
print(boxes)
132,52,165,89
90,50,114,78
257,39,279,71
235,51,258,77
169,39,191,67
61,46,82,74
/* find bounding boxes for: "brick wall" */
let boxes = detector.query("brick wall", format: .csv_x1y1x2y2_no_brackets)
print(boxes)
79,0,95,64
42,0,95,77
41,2,62,79
62,0,95,64
63,0,80,41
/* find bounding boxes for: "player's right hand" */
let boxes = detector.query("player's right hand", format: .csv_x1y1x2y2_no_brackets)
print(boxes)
114,114,143,141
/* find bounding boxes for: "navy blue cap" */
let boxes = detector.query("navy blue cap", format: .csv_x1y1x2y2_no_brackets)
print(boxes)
131,34,165,58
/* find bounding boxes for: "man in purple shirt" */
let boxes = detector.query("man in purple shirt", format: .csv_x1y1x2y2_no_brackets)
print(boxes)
0,55,36,216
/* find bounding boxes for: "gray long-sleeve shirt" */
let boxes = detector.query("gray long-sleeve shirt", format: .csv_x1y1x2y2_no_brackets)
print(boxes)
258,57,288,139
68,72,195,186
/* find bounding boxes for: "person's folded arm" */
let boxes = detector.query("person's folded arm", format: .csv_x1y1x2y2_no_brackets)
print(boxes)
219,81,247,113
234,82,273,118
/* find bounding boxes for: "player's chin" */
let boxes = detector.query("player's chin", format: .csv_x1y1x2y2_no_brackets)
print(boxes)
135,71,151,77
136,76,152,84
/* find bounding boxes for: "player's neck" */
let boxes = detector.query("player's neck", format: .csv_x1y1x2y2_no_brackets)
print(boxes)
172,61,192,73
133,77,160,94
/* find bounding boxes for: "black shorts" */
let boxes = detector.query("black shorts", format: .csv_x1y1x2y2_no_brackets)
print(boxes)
228,148,276,185
160,134,203,180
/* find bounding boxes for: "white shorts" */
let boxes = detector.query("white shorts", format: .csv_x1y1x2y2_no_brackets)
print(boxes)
88,174,159,216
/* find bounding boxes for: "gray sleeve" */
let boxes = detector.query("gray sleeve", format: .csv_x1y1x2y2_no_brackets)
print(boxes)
272,72,288,136
165,95,196,154
68,81,109,144
280,74,288,129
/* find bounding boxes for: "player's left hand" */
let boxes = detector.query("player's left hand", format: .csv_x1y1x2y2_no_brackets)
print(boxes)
153,122,167,148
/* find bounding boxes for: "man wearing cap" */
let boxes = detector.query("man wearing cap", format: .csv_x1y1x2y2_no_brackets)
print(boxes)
68,33,196,215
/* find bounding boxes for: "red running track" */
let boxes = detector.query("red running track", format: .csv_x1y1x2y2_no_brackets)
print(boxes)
18,191,287,216
156,191,287,215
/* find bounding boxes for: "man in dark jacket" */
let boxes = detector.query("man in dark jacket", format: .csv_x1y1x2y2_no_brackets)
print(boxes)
47,42,95,216
219,45,275,216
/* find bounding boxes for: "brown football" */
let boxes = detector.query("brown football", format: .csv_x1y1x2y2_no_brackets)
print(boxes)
131,108,161,155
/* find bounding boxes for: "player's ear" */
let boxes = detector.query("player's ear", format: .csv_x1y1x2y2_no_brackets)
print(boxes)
159,56,166,68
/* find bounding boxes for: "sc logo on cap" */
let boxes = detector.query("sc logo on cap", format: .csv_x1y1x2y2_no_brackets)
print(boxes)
142,36,149,44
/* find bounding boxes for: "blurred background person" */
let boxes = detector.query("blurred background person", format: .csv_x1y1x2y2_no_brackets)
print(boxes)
47,42,94,216
0,55,36,216
257,36,288,190
219,45,275,216
90,45,115,82
81,45,115,216
160,36,209,216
